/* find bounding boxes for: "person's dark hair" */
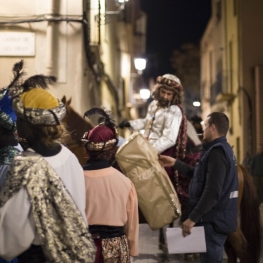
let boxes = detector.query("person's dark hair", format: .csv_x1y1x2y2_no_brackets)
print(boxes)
0,126,10,137
16,117,68,148
0,127,18,147
152,85,184,105
207,112,229,136
86,147,116,161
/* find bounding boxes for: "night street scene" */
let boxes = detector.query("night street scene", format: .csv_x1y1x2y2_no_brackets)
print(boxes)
0,0,263,262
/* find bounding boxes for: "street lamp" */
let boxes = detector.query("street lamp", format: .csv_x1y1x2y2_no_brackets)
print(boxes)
193,101,201,107
140,88,151,100
134,57,147,74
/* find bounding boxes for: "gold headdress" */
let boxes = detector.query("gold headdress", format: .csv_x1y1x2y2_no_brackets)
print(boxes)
8,61,66,125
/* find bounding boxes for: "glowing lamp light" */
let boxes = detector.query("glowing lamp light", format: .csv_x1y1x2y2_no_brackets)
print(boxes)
140,89,150,100
134,58,147,72
193,101,201,107
118,0,129,2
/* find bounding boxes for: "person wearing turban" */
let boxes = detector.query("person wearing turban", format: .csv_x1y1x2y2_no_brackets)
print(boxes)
0,64,23,263
119,74,187,180
0,61,95,263
81,107,139,263
0,90,20,189
118,74,188,249
119,74,186,158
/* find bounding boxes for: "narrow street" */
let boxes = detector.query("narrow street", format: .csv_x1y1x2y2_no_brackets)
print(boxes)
134,219,263,263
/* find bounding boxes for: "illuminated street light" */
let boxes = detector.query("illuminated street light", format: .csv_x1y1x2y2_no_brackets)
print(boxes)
140,88,150,100
134,58,147,74
193,101,201,107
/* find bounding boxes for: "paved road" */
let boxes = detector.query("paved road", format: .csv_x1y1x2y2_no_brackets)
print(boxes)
133,223,211,263
133,222,263,263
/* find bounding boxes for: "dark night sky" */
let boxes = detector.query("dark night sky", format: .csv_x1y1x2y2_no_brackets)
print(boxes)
140,0,211,78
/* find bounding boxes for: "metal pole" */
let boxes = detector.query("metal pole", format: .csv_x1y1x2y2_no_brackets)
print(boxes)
46,0,59,76
98,0,101,45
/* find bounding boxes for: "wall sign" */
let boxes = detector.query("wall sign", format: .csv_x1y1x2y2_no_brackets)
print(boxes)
0,32,35,56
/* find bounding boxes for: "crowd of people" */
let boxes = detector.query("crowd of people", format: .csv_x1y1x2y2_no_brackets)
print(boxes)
0,61,242,263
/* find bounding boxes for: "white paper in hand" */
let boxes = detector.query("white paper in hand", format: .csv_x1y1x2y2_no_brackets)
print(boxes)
166,227,207,254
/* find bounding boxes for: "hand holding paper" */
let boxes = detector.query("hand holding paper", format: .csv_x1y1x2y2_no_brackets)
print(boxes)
166,227,207,254
182,218,196,237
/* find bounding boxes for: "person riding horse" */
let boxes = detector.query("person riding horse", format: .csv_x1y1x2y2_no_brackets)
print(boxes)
119,73,187,183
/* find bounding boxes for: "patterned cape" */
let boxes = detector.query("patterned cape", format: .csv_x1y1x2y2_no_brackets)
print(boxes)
0,146,19,165
0,151,95,263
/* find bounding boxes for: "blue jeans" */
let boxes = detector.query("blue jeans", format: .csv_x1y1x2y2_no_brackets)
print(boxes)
197,223,227,263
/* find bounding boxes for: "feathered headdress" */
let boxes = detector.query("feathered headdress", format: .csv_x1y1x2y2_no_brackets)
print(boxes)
6,60,26,97
8,61,66,125
81,107,119,152
0,60,25,131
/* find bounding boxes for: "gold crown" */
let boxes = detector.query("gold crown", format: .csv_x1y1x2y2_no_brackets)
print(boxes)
20,88,59,109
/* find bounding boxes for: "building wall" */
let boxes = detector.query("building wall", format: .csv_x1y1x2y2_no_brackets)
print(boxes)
238,0,263,156
0,0,147,126
223,0,242,161
201,0,263,162
0,0,98,115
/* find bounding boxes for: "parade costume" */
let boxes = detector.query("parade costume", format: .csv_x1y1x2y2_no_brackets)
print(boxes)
129,74,186,156
0,75,21,263
0,87,20,189
128,74,187,159
0,63,95,262
0,128,20,189
82,108,139,263
128,75,188,197
173,121,202,222
129,100,183,154
119,75,187,222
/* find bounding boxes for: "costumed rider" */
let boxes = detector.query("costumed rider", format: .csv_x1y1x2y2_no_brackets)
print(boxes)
0,62,25,263
0,64,95,262
119,73,187,180
0,90,20,189
81,107,139,263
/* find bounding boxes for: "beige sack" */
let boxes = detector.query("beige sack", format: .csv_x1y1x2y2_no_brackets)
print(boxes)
116,133,181,230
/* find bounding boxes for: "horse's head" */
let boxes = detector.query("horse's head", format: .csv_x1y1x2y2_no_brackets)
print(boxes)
61,96,94,164
61,96,94,136
61,95,71,106
61,96,73,123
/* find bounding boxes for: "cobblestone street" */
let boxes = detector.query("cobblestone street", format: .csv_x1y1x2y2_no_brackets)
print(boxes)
133,222,263,263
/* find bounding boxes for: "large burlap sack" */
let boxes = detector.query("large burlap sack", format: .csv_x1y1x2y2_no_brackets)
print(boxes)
116,132,181,230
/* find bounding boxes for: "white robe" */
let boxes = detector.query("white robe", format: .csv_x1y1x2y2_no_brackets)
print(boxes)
0,145,87,260
129,100,182,154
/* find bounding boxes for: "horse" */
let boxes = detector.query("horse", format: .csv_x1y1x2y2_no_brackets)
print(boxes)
224,163,261,263
61,102,261,262
61,96,94,165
